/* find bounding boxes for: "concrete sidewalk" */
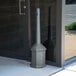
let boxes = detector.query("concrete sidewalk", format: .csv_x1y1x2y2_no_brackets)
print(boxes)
51,62,76,76
0,56,76,76
0,56,61,76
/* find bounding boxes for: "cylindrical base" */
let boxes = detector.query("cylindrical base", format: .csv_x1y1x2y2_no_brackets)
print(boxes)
31,44,46,68
31,51,46,68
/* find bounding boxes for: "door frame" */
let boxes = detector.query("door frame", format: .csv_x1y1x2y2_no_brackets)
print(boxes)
55,0,65,67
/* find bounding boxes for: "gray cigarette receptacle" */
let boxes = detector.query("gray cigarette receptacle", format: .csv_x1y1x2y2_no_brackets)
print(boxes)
31,8,46,68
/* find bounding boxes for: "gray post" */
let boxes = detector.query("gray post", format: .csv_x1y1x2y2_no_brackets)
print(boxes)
31,8,46,68
37,8,40,44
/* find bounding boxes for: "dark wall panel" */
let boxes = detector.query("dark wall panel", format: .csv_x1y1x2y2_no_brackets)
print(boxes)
0,0,30,60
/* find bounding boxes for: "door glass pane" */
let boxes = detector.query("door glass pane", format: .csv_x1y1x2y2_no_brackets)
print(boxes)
64,3,76,60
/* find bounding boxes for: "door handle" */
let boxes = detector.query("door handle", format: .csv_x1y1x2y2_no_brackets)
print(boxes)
19,0,26,15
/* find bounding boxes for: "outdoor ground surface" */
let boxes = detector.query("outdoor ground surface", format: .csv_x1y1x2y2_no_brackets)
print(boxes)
0,56,61,76
52,61,76,76
0,56,76,76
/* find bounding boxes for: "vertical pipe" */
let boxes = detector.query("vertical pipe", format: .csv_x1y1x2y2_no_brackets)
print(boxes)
37,8,41,44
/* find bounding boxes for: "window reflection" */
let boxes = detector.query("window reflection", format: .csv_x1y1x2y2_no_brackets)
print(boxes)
66,0,76,4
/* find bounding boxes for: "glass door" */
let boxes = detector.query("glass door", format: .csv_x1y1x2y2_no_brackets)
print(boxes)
0,0,30,60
